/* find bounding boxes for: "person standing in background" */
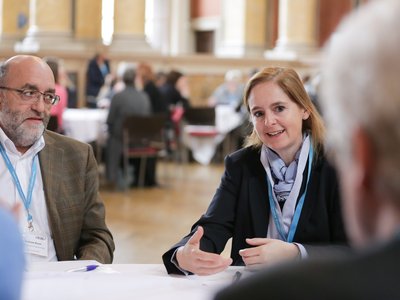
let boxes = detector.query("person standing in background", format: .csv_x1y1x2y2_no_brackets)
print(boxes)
86,52,110,108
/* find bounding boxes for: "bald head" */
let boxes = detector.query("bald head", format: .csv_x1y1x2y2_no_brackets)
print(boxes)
0,55,55,87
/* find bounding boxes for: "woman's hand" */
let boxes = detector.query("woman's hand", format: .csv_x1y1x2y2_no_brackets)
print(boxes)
239,238,300,268
176,226,232,276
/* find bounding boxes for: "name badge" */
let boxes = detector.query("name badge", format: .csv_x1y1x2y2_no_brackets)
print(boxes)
23,231,49,257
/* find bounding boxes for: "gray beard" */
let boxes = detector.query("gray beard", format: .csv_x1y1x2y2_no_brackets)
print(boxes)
0,106,49,148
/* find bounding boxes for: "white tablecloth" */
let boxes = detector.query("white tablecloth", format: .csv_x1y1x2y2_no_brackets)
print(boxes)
62,108,109,144
22,261,249,300
182,105,244,165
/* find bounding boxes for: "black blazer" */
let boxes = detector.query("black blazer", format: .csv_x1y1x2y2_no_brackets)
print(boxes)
163,146,348,274
215,236,400,300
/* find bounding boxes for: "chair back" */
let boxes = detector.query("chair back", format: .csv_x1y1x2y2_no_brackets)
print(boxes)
122,113,167,150
183,107,215,125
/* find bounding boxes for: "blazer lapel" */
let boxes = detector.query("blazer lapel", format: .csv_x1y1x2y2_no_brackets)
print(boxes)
248,153,270,238
39,132,66,259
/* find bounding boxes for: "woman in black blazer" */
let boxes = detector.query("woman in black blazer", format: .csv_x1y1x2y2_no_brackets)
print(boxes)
163,67,347,275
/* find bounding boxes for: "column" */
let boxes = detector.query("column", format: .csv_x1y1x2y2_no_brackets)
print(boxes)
109,0,154,53
74,0,102,43
0,0,29,51
243,0,268,56
14,0,77,52
216,0,267,57
265,0,318,60
169,0,192,55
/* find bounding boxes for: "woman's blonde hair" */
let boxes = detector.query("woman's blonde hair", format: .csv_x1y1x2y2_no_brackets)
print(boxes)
244,67,325,154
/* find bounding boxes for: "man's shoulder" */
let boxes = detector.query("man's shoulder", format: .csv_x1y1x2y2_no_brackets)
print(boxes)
43,130,91,151
215,239,400,300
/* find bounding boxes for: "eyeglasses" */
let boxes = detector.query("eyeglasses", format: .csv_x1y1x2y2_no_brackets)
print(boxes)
0,86,60,105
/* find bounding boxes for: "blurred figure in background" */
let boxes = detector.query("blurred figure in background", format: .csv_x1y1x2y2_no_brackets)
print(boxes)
86,52,110,108
215,1,400,299
208,69,245,108
136,62,167,114
159,70,191,155
44,57,68,133
159,70,191,110
106,66,152,188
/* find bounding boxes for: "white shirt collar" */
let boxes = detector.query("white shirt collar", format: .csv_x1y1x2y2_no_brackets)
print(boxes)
0,127,45,157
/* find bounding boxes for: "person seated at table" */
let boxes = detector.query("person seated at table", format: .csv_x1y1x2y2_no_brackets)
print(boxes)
208,69,245,108
0,204,25,300
159,70,191,155
136,62,168,114
43,56,68,133
162,66,348,275
0,55,115,264
215,1,400,299
106,65,153,188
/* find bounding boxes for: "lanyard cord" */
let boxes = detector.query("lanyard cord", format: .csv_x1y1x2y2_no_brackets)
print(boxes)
267,146,314,242
0,143,38,230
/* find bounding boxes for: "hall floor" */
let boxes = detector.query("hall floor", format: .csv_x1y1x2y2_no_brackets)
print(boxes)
101,161,226,264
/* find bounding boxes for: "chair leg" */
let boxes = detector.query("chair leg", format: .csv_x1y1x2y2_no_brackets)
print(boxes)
123,153,129,190
138,157,147,187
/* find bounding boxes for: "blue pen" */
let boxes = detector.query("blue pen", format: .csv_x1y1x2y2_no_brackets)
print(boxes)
67,264,100,272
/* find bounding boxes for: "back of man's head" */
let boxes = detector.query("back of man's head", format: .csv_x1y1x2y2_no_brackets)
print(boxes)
123,67,136,86
321,0,400,201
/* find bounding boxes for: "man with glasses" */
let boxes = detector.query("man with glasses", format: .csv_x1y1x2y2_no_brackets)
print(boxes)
0,55,114,264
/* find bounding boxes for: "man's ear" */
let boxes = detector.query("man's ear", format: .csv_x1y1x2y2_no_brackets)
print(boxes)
352,127,378,234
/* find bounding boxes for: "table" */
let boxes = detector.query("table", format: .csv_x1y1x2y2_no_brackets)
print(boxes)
22,262,249,300
62,108,109,144
182,106,244,165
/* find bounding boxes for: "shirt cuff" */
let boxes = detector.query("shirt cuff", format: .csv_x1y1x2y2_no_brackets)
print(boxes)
293,243,308,259
171,248,190,275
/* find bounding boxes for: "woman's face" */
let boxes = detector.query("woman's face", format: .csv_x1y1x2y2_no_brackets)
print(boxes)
248,81,309,164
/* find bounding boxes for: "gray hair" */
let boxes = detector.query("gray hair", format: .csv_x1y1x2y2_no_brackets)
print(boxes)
320,0,400,199
0,61,8,86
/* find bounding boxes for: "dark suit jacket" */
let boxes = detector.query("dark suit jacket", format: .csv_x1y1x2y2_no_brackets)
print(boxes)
86,58,110,97
40,130,114,263
215,236,400,300
162,146,347,274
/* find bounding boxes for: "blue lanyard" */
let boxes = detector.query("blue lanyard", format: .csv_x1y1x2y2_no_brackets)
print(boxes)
0,143,38,230
267,146,313,242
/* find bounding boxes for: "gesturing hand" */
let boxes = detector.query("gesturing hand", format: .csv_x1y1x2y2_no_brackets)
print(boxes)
239,238,299,268
176,226,232,276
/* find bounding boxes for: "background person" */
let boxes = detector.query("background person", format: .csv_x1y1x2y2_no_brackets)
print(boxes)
0,55,114,264
162,67,347,276
215,1,400,299
85,52,110,108
106,66,152,188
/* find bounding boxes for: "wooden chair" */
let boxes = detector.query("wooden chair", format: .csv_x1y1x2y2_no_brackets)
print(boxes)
183,107,216,126
122,113,167,187
180,107,219,163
